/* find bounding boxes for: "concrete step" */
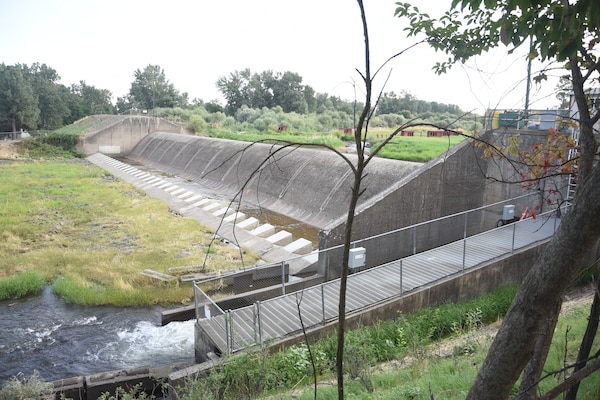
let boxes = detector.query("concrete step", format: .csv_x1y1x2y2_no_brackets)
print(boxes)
249,223,275,237
156,182,173,189
224,212,246,224
163,185,181,193
177,191,195,200
191,198,213,207
202,202,222,212
184,194,203,203
141,269,176,282
283,238,313,255
236,217,259,230
213,206,234,218
266,230,293,246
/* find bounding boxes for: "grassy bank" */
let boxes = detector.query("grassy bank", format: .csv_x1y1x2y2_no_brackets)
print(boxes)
371,133,466,162
0,160,258,306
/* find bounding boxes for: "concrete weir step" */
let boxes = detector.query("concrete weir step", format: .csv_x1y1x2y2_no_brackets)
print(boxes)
266,230,293,246
249,223,275,237
236,217,259,230
283,238,313,255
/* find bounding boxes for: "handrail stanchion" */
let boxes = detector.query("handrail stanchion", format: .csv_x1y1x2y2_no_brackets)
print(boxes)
225,310,232,355
512,223,517,253
462,213,468,272
321,285,326,323
281,261,286,296
399,259,403,295
254,301,263,346
412,226,417,255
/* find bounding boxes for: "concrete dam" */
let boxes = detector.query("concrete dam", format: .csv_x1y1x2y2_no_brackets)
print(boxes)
53,115,568,399
80,115,555,280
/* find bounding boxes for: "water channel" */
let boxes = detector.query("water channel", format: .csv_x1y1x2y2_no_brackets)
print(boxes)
0,286,194,385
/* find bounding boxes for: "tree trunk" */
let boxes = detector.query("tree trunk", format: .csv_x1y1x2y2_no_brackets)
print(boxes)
517,309,561,399
336,2,371,399
467,163,600,400
565,278,600,400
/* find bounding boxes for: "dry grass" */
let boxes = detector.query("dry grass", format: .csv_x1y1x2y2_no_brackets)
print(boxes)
0,159,259,306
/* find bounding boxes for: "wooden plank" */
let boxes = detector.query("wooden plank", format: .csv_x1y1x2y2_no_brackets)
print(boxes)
141,269,176,282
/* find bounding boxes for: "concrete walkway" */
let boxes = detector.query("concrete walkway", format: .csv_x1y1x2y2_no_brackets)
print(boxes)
197,214,559,355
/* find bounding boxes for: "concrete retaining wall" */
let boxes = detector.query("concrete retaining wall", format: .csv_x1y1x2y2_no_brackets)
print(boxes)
318,129,563,278
77,116,188,156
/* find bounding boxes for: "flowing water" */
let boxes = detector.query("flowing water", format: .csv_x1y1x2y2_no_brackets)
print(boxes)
0,286,194,385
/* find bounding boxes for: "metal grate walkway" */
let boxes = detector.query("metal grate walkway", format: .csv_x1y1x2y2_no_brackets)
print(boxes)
197,215,560,355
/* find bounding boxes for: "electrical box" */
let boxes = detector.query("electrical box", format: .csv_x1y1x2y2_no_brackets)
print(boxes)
348,247,366,270
503,205,515,221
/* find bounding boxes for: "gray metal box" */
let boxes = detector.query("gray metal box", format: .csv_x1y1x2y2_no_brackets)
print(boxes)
503,205,515,220
348,247,366,269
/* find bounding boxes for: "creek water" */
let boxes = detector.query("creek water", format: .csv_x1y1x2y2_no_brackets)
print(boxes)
0,286,194,385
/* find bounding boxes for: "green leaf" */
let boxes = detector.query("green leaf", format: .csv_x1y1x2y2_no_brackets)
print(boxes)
500,21,512,46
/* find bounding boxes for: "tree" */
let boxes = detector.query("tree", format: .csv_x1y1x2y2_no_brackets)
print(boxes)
216,69,252,115
216,69,315,115
128,64,186,110
555,75,572,110
70,80,114,116
0,64,39,137
396,0,600,398
26,63,70,130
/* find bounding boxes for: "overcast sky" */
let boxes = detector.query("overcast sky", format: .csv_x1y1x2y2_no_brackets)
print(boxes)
1,0,561,114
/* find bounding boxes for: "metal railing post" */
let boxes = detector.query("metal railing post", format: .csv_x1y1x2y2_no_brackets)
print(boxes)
321,285,326,323
511,223,517,253
462,213,468,272
281,261,286,295
254,301,263,346
412,226,417,255
399,259,403,295
193,283,199,321
225,310,232,355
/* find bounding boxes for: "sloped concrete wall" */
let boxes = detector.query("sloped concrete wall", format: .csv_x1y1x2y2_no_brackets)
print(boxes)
127,133,423,229
77,116,188,156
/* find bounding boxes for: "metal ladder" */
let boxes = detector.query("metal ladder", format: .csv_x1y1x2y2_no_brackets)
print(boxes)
565,129,580,212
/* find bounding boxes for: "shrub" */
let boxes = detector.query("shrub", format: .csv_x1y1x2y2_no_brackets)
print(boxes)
0,270,46,300
0,371,53,400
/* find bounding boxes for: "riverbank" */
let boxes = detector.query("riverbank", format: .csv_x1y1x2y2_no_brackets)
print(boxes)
0,157,258,306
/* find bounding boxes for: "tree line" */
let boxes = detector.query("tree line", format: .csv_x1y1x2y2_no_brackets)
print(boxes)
0,63,113,135
0,62,471,136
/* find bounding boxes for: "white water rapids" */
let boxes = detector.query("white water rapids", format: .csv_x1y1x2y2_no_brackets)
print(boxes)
0,286,194,385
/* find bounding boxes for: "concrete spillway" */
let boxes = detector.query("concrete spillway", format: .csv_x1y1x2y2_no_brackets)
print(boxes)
126,133,423,229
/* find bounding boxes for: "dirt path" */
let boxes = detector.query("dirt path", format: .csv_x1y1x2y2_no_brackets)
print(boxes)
0,140,19,159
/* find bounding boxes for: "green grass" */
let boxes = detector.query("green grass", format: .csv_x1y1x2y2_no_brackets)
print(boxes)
0,160,258,306
373,135,467,162
209,129,345,149
0,270,46,300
